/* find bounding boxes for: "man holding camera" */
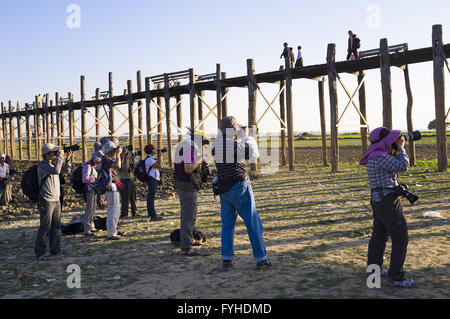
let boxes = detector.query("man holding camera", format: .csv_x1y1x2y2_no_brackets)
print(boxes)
144,144,163,221
174,132,210,256
212,116,271,271
360,127,416,288
101,141,123,240
119,148,139,218
35,144,66,260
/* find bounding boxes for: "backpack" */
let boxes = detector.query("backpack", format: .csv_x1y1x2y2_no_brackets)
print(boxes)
354,36,361,49
134,156,151,183
70,166,85,195
170,228,206,246
92,159,109,194
21,165,48,202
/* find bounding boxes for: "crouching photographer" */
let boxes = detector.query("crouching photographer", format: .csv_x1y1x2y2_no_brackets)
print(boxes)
174,131,210,256
360,127,418,288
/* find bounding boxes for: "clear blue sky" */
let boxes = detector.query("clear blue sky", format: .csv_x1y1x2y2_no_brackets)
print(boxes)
0,0,449,137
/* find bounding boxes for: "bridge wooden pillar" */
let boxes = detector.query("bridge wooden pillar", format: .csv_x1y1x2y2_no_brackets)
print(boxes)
247,59,258,172
44,94,50,143
197,91,204,132
127,80,135,150
156,84,163,155
109,72,115,139
50,100,55,144
318,77,328,166
380,38,392,129
432,24,448,171
34,96,41,158
279,66,287,167
68,92,75,146
327,44,339,172
221,72,228,117
403,64,416,165
358,71,368,154
189,69,197,132
176,95,182,142
95,88,100,143
284,55,295,171
137,71,144,154
164,74,173,167
17,102,23,160
8,101,15,159
25,104,31,160
145,77,152,145
216,64,223,127
81,76,87,162
55,92,62,146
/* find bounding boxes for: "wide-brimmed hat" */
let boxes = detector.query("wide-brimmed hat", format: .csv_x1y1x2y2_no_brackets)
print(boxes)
91,151,103,161
101,141,119,154
0,154,5,159
360,127,402,165
42,143,61,155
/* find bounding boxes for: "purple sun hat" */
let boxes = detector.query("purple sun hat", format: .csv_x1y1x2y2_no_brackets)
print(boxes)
360,127,402,165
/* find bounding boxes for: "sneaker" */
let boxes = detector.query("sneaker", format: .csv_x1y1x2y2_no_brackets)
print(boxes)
388,277,417,288
222,260,234,272
256,258,273,271
149,216,163,222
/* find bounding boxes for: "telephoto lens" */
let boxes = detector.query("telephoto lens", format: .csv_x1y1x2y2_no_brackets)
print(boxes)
158,148,168,153
403,131,421,142
63,144,81,152
122,145,133,152
131,150,142,157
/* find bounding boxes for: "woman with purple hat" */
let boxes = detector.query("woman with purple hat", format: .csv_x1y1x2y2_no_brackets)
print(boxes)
360,127,416,288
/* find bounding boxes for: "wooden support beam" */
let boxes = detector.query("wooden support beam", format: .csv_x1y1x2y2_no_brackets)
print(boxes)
145,77,152,145
197,91,204,132
284,55,295,171
8,101,15,159
137,71,144,154
380,38,393,129
109,72,115,138
68,92,75,146
403,64,416,165
164,74,173,167
189,69,197,132
55,92,62,146
358,71,368,154
156,84,163,157
25,104,31,160
247,59,258,172
45,94,50,143
176,95,182,142
279,66,287,167
327,44,339,172
127,80,135,150
318,77,328,166
432,24,448,171
0,104,3,154
16,102,23,160
50,100,55,143
216,64,222,128
81,76,87,162
95,88,100,142
221,72,228,117
34,96,41,158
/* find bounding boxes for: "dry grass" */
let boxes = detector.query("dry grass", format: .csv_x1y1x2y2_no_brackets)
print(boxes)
0,161,449,299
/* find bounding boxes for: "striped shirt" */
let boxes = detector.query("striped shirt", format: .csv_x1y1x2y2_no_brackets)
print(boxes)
366,148,409,202
211,135,259,181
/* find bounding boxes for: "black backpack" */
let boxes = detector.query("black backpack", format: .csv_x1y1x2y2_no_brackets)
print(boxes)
21,165,48,202
70,166,85,195
134,156,150,183
354,36,361,49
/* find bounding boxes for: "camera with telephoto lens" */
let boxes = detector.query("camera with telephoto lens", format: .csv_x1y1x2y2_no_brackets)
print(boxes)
403,131,422,142
201,161,212,183
63,144,80,152
395,183,419,205
156,147,168,154
122,145,133,152
131,150,142,157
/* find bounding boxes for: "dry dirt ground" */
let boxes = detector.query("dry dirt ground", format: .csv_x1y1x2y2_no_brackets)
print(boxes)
0,156,449,299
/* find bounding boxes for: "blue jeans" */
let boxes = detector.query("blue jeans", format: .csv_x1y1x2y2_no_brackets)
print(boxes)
147,178,159,218
220,180,267,262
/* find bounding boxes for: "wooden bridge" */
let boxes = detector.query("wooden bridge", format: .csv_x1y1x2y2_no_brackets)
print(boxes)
1,25,449,171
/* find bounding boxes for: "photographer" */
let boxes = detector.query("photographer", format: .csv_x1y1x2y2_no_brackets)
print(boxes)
118,148,139,218
0,154,10,205
35,144,65,260
82,151,103,238
211,116,271,271
144,144,163,221
100,141,123,240
360,127,416,288
174,132,210,256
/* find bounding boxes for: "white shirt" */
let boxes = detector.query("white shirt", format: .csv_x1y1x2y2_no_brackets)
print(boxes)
0,163,9,178
145,156,160,181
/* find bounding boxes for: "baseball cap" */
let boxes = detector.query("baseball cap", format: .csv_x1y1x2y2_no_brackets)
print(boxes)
42,143,61,155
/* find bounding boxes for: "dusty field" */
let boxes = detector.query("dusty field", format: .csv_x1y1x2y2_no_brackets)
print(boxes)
0,156,449,299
